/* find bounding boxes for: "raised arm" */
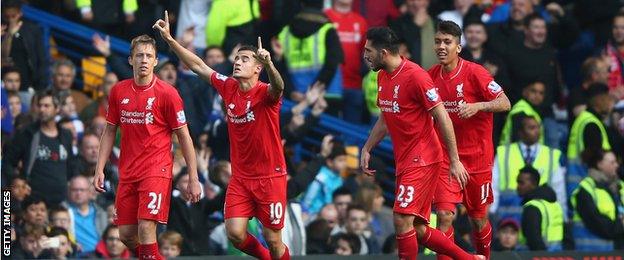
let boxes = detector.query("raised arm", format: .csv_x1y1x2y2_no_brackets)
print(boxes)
255,37,284,100
153,11,215,81
430,105,469,188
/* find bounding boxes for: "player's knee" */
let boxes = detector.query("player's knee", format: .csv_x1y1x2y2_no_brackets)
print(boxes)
118,228,138,246
226,226,247,245
264,233,282,249
413,223,427,238
436,210,455,229
393,214,414,234
469,216,488,230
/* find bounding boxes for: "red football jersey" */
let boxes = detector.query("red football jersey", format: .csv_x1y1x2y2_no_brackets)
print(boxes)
325,9,367,89
210,73,286,179
377,58,443,175
428,58,504,173
106,76,186,183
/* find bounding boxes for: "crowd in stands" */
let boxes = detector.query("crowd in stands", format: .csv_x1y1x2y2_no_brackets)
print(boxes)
1,0,623,257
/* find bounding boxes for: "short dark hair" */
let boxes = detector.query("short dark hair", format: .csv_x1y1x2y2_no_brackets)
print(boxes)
463,20,487,32
37,89,61,108
203,45,224,58
1,0,22,10
130,35,157,56
101,224,119,241
327,142,347,160
519,166,540,185
46,226,70,239
582,149,611,169
21,195,47,211
437,20,463,42
1,67,20,80
333,187,352,201
366,27,400,55
330,233,361,254
347,203,368,215
49,205,69,218
524,13,545,28
238,45,259,54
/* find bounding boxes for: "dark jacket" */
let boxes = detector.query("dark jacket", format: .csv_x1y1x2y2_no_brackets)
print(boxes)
521,184,558,250
574,177,624,248
10,20,47,90
283,7,344,88
1,122,77,204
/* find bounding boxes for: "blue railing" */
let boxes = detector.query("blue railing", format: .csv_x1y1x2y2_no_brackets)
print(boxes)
22,5,398,198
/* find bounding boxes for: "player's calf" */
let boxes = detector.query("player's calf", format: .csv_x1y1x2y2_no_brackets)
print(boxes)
225,218,249,245
263,227,288,259
118,224,139,250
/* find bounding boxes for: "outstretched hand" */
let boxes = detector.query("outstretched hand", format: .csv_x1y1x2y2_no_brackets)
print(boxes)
152,10,173,41
254,36,272,66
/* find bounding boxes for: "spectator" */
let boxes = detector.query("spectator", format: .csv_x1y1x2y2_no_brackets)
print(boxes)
75,133,118,203
301,142,348,216
567,84,615,196
499,81,546,145
10,176,31,214
12,225,54,259
492,114,566,222
460,21,511,93
576,0,622,48
175,0,211,53
601,12,624,99
2,89,76,206
492,218,519,251
332,187,352,233
57,90,85,141
20,195,49,230
329,232,361,255
517,166,564,251
487,0,534,56
8,91,22,121
64,175,108,255
318,204,339,231
326,0,368,124
389,0,437,69
306,219,332,254
158,230,183,258
354,182,393,247
49,206,76,244
343,204,380,254
352,0,400,27
80,71,118,123
94,224,131,259
50,59,91,113
58,117,79,156
2,67,32,109
381,234,398,254
75,0,137,38
438,0,485,40
86,116,107,139
205,0,259,55
569,58,611,119
1,0,47,90
46,226,76,259
277,0,344,106
209,160,232,190
571,149,624,250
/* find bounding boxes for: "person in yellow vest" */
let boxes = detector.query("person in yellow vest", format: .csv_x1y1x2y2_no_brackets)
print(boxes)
566,84,614,199
491,114,566,222
499,81,546,145
571,149,624,251
205,0,259,56
276,0,344,110
516,166,564,251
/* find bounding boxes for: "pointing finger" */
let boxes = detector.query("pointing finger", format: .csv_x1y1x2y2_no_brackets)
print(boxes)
165,10,169,24
258,36,263,50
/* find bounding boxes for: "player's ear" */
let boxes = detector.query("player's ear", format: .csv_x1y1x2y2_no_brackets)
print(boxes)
457,42,462,54
128,56,132,66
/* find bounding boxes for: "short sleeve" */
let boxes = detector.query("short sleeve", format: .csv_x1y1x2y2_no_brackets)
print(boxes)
210,72,230,95
105,85,120,125
472,65,502,101
164,89,187,130
411,71,441,111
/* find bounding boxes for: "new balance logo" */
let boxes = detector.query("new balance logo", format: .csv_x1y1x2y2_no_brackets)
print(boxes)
121,98,130,104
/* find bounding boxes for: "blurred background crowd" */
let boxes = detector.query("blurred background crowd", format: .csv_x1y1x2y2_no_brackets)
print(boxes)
1,0,623,258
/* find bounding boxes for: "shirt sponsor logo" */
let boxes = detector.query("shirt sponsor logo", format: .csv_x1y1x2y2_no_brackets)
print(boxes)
120,110,152,125
227,101,255,124
426,88,439,102
443,100,466,113
146,97,156,110
176,110,186,124
121,98,130,104
456,83,464,97
216,73,228,82
378,99,401,113
488,80,502,94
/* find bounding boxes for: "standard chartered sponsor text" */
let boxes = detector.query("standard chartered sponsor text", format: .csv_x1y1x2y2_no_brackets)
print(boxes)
121,110,146,124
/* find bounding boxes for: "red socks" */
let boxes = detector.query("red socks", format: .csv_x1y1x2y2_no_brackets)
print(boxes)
421,226,473,260
436,226,455,260
471,222,492,260
236,232,272,260
396,229,418,260
139,243,163,260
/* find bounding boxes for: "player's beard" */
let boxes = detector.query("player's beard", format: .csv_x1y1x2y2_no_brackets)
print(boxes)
369,53,384,72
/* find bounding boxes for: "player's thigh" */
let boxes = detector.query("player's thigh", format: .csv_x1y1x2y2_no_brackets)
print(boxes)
393,164,440,223
462,171,493,219
253,175,287,230
115,182,139,225
224,176,255,220
433,161,462,213
136,177,173,224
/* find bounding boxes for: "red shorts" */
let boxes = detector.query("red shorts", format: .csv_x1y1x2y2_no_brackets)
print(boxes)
114,177,172,225
224,174,287,230
393,163,440,223
433,162,493,218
